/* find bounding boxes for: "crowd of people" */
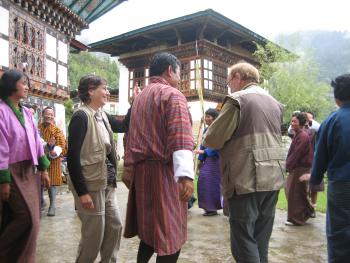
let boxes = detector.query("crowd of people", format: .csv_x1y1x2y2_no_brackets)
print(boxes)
0,52,349,263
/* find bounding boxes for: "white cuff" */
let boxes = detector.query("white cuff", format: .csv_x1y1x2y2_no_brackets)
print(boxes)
173,150,194,182
49,145,62,159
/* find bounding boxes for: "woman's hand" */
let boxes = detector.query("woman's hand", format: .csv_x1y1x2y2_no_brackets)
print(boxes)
299,173,311,182
41,170,50,189
194,149,204,155
79,194,95,210
0,183,10,201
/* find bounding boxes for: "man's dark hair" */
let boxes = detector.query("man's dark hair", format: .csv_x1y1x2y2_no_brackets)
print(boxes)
294,112,307,127
205,108,219,120
149,52,181,77
331,73,350,102
306,110,315,118
0,69,30,99
42,106,54,116
78,74,107,103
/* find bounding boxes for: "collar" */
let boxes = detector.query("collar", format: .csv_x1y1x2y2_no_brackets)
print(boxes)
242,82,257,91
3,98,25,127
84,104,103,117
149,76,171,86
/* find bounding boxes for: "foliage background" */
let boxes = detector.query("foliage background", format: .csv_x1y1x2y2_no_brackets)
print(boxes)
69,52,119,90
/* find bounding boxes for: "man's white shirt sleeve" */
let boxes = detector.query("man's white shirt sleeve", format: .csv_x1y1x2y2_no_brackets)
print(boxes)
173,150,194,182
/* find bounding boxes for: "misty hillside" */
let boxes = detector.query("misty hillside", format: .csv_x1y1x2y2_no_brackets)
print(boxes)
275,31,350,83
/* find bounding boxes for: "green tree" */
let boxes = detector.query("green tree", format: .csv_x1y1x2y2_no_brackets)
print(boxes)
254,43,334,123
68,52,119,90
64,99,74,123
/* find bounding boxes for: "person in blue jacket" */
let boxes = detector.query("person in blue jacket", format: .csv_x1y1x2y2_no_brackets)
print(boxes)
310,73,350,263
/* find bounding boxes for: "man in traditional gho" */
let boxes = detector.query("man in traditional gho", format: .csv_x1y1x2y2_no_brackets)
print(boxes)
203,62,285,263
124,52,194,263
39,106,67,216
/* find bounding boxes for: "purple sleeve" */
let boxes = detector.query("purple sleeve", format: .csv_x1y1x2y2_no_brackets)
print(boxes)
286,132,310,171
0,115,10,170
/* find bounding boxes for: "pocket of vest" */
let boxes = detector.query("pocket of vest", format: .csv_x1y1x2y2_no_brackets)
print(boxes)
252,148,285,190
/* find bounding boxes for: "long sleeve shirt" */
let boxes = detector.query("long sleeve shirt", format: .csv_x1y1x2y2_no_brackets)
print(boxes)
311,103,350,185
203,99,240,149
198,128,219,161
0,101,49,183
285,129,313,172
67,108,131,195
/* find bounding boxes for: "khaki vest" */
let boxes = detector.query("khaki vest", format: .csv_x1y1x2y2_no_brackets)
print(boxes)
74,105,117,191
219,85,286,199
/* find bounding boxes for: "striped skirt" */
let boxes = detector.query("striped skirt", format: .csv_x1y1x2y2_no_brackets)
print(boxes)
0,160,40,263
197,157,222,212
124,161,187,256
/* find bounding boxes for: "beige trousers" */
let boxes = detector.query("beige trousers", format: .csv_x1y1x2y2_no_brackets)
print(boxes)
71,185,122,263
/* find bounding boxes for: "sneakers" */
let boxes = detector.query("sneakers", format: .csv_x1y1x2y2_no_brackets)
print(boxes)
285,220,297,226
203,211,218,216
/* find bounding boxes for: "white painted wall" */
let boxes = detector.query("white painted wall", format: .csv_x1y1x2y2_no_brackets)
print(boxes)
54,103,66,137
116,62,130,158
188,100,219,121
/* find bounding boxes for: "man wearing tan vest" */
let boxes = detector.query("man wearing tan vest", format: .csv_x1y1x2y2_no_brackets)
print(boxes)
203,62,285,263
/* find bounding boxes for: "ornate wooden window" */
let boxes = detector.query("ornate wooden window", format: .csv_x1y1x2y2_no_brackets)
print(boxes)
190,59,201,90
129,68,145,98
203,59,213,90
9,7,45,81
0,4,10,68
179,61,190,91
213,63,227,94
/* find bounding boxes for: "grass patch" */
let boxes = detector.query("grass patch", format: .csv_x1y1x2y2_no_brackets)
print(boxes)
277,186,327,213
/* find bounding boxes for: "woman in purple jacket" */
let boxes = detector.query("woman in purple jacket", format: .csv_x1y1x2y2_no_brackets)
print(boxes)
0,69,50,262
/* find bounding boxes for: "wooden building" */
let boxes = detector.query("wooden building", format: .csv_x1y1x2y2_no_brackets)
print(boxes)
89,9,271,121
0,0,126,130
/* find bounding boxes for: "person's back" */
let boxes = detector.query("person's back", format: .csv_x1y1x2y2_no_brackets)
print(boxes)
126,79,188,164
219,85,285,196
311,73,350,263
203,62,285,263
323,106,350,179
124,52,194,263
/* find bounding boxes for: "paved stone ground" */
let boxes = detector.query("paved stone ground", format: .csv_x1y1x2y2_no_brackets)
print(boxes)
37,184,327,263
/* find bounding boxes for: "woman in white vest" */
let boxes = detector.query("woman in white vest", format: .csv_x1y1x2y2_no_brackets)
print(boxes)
67,75,122,263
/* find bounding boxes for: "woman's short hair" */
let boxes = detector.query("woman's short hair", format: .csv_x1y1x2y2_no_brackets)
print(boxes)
294,112,307,127
0,69,30,99
228,62,259,83
149,52,180,77
78,74,107,103
205,108,219,120
331,73,350,102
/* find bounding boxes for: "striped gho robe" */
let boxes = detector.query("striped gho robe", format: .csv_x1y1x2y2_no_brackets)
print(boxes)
39,123,67,185
124,76,194,256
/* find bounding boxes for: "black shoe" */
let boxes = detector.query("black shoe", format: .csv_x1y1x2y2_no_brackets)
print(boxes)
310,211,316,218
203,211,218,216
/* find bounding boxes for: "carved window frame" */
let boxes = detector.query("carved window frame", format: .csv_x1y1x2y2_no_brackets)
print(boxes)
9,6,45,82
212,62,228,94
129,68,145,98
203,58,213,90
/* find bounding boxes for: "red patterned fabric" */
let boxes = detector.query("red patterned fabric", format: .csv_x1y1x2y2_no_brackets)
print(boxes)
124,76,194,256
